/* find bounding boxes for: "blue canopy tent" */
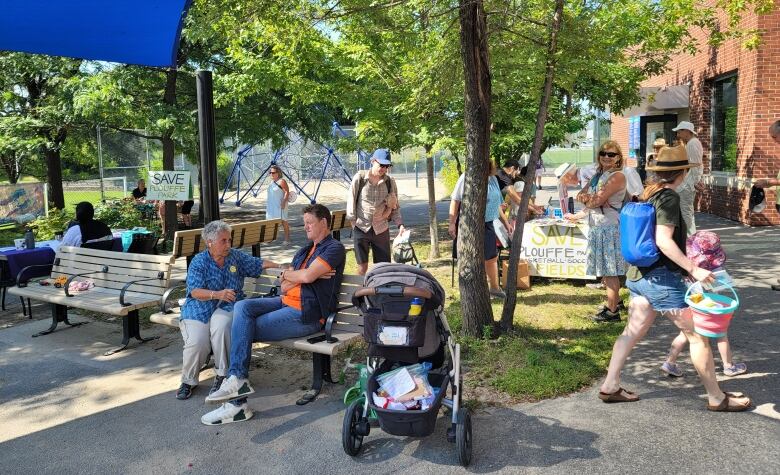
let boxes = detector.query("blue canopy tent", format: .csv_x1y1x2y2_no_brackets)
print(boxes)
0,0,191,67
0,0,220,222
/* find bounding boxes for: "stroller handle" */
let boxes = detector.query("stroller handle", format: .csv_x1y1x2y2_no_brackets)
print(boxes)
353,286,432,299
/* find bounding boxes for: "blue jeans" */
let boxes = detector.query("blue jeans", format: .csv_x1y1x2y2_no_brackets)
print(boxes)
627,267,688,311
228,297,322,378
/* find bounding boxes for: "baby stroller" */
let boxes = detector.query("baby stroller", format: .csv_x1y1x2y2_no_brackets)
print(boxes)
341,263,472,466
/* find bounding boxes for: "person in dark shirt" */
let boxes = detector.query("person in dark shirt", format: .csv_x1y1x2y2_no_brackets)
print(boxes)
598,145,752,412
131,179,147,201
60,201,112,247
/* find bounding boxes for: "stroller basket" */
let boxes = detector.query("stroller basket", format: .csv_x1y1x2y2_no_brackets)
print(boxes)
368,366,450,437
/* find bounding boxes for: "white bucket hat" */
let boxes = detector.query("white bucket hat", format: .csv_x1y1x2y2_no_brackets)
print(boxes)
672,121,697,135
554,162,576,180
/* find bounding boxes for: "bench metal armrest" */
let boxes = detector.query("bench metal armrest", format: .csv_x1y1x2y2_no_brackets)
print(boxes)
323,304,357,343
64,265,109,297
160,283,186,313
119,271,166,307
15,263,55,287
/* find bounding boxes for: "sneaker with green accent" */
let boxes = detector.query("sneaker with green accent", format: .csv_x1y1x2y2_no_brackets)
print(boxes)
205,375,254,403
201,402,253,425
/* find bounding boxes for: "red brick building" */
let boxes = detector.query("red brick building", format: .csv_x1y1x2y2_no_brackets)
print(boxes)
611,5,780,225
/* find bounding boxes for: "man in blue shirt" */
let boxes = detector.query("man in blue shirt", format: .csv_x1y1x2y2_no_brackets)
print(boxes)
202,204,346,425
176,220,282,401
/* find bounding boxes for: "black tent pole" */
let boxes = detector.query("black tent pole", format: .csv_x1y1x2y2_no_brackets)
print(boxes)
196,70,220,223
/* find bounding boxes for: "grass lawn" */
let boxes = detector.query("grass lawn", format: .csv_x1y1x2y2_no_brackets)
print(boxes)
343,225,627,403
63,190,126,210
542,148,595,168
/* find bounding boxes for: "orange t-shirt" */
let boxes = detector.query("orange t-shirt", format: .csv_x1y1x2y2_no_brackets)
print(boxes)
281,244,333,310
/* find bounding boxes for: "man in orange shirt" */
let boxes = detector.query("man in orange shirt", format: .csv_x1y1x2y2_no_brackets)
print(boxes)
202,204,345,425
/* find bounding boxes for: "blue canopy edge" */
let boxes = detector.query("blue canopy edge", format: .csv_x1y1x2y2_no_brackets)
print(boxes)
0,0,193,67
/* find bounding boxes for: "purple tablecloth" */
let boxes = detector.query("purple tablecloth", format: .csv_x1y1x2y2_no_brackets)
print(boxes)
0,237,122,281
0,247,56,281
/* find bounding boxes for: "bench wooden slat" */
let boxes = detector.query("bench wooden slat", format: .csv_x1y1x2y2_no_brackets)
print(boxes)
58,246,174,265
172,219,282,259
9,285,159,315
54,255,174,276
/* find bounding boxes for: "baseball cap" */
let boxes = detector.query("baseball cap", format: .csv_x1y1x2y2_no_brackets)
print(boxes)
371,149,392,166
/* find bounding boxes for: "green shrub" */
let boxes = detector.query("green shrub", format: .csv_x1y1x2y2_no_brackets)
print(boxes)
28,208,74,240
94,200,146,230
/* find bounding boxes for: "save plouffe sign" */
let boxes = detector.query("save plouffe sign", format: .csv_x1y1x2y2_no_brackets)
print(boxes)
147,171,190,200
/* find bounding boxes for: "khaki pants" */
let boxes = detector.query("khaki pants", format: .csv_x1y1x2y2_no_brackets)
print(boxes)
679,190,696,236
179,308,232,386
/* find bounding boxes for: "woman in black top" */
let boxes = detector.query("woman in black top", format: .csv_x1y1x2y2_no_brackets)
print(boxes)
132,179,147,201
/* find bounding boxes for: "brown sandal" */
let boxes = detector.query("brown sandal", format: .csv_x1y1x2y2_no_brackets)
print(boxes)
598,387,640,403
706,393,752,412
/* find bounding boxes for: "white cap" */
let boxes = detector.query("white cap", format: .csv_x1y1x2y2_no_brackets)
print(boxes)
672,121,697,135
554,162,576,180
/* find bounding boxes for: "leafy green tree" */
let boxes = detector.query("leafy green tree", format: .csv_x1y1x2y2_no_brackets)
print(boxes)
0,53,83,207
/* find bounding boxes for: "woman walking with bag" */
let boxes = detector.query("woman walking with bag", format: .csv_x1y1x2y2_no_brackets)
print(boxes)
266,165,291,244
598,144,751,412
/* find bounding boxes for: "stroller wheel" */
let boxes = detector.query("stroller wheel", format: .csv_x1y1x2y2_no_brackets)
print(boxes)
342,399,366,456
456,408,473,467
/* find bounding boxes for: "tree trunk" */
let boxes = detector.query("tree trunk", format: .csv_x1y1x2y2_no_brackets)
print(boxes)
500,0,564,332
424,143,440,259
458,0,494,337
45,127,68,210
0,153,21,184
454,153,462,175
161,68,179,241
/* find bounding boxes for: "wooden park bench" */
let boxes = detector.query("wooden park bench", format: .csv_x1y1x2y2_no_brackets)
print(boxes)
329,209,349,240
149,268,365,405
172,218,282,268
8,246,175,356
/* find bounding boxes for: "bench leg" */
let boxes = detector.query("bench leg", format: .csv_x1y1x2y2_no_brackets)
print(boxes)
296,353,336,406
104,310,160,356
32,304,86,337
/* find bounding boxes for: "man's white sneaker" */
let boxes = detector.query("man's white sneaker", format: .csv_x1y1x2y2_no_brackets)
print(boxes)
205,375,254,403
201,402,253,425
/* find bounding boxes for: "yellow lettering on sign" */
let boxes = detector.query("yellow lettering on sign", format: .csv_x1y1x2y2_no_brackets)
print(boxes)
531,224,548,246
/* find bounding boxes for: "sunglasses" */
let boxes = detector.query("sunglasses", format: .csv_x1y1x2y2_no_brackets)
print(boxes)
598,151,620,158
379,164,391,169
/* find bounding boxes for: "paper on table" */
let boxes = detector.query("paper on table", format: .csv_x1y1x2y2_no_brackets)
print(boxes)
378,367,416,400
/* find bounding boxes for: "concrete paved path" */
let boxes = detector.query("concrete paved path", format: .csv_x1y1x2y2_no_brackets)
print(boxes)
1,193,778,473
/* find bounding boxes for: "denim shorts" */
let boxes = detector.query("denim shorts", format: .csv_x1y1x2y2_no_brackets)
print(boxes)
626,267,688,311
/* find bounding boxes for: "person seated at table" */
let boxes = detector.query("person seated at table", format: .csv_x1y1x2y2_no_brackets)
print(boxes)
61,202,113,248
132,179,147,201
176,220,283,401
509,166,545,218
202,204,346,425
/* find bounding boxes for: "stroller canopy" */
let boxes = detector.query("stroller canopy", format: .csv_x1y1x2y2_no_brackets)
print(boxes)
362,263,446,307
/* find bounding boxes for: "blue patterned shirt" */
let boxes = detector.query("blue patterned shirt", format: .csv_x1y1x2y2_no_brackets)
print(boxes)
485,176,503,222
180,249,265,323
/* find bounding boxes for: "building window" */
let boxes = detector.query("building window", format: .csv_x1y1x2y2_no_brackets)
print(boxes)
711,74,738,172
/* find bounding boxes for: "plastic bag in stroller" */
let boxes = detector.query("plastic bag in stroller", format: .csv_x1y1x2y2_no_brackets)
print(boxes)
342,263,473,466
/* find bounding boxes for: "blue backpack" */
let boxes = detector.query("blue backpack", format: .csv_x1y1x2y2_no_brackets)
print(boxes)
620,201,660,267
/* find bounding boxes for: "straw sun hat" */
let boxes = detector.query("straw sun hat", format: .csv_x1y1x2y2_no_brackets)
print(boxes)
645,144,700,171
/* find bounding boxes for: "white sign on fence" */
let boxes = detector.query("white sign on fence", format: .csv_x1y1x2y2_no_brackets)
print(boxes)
147,171,191,200
520,221,595,280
